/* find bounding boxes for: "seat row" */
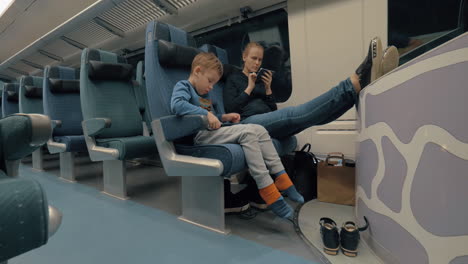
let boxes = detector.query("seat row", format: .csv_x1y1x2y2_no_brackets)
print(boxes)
1,21,297,234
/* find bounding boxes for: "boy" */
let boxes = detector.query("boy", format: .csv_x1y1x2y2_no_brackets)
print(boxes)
171,52,304,219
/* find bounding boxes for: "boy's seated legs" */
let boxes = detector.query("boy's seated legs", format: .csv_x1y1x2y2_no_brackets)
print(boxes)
251,124,304,204
195,125,294,219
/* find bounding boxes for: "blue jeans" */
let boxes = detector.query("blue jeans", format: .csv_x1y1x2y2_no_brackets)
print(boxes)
240,78,358,139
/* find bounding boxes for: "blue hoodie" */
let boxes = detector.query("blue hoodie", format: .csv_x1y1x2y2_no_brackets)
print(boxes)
171,80,223,121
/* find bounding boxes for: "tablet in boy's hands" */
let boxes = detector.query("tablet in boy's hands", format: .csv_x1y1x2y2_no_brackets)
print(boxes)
221,122,235,127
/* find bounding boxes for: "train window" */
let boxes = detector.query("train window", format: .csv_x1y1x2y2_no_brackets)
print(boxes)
194,9,292,102
195,9,290,69
389,0,467,65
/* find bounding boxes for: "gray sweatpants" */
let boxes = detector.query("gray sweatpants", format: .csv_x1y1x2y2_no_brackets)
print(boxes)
194,124,284,189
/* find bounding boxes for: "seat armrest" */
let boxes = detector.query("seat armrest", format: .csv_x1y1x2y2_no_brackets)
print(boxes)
152,118,223,176
0,114,51,176
17,114,52,147
82,118,111,137
81,118,119,161
0,114,51,160
158,115,208,141
51,120,62,129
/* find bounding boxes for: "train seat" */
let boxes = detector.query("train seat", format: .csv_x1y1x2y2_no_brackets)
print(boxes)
0,113,62,263
19,76,48,170
2,83,19,117
135,61,152,135
80,48,157,199
144,21,296,234
43,65,87,182
19,76,44,114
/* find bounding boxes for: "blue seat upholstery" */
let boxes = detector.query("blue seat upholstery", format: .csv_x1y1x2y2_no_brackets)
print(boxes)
135,61,152,134
0,81,3,118
2,83,19,117
43,66,87,153
19,76,49,171
19,76,44,114
80,48,157,198
80,48,157,160
145,21,296,233
0,114,61,262
0,177,48,261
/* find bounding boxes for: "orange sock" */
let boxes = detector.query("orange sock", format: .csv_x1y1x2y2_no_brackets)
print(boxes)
259,183,281,205
274,173,293,191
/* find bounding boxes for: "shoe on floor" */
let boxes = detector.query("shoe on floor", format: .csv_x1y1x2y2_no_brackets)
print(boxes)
224,180,250,214
319,217,340,256
381,46,400,76
340,216,369,257
237,177,269,210
355,36,383,89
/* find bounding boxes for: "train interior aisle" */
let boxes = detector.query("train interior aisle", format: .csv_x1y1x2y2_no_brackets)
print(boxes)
11,157,320,264
0,0,467,263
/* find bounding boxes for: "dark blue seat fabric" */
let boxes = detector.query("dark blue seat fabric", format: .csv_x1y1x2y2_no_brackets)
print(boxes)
52,135,87,153
0,177,48,262
44,66,87,153
2,83,19,117
135,61,152,134
0,81,4,118
80,48,157,160
0,114,53,262
19,76,44,114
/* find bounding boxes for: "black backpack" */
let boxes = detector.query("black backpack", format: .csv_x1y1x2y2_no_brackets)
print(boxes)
281,143,318,202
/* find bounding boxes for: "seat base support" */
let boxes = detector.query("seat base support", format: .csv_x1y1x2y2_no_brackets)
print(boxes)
32,148,44,171
102,160,128,200
179,176,229,235
60,152,76,182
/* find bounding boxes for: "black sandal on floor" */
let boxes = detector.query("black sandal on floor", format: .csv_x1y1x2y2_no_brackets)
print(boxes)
319,217,340,255
340,216,369,257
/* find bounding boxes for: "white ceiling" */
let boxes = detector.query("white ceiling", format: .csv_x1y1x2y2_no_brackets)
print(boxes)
0,0,285,80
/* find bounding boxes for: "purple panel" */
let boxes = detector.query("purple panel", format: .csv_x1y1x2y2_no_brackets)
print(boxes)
365,62,468,144
357,199,429,264
377,137,407,213
356,139,378,199
411,143,468,236
397,34,468,72
450,256,468,264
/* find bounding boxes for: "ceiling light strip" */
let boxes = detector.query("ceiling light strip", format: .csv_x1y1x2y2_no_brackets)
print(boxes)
93,17,125,38
151,0,177,15
38,50,64,62
20,59,44,70
60,36,87,50
7,67,29,76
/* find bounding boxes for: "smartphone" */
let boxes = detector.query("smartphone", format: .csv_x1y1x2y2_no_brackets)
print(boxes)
255,68,275,82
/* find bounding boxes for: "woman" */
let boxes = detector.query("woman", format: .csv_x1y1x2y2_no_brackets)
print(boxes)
223,38,399,139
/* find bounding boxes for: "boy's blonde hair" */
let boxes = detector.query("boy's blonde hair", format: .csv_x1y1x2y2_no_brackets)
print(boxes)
191,52,223,77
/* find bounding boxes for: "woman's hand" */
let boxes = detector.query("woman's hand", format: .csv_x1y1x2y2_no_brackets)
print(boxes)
244,72,257,95
222,113,241,123
261,70,273,95
207,112,221,130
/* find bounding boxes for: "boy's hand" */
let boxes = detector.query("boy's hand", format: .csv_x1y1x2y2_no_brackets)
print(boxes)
222,113,241,123
207,112,221,130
